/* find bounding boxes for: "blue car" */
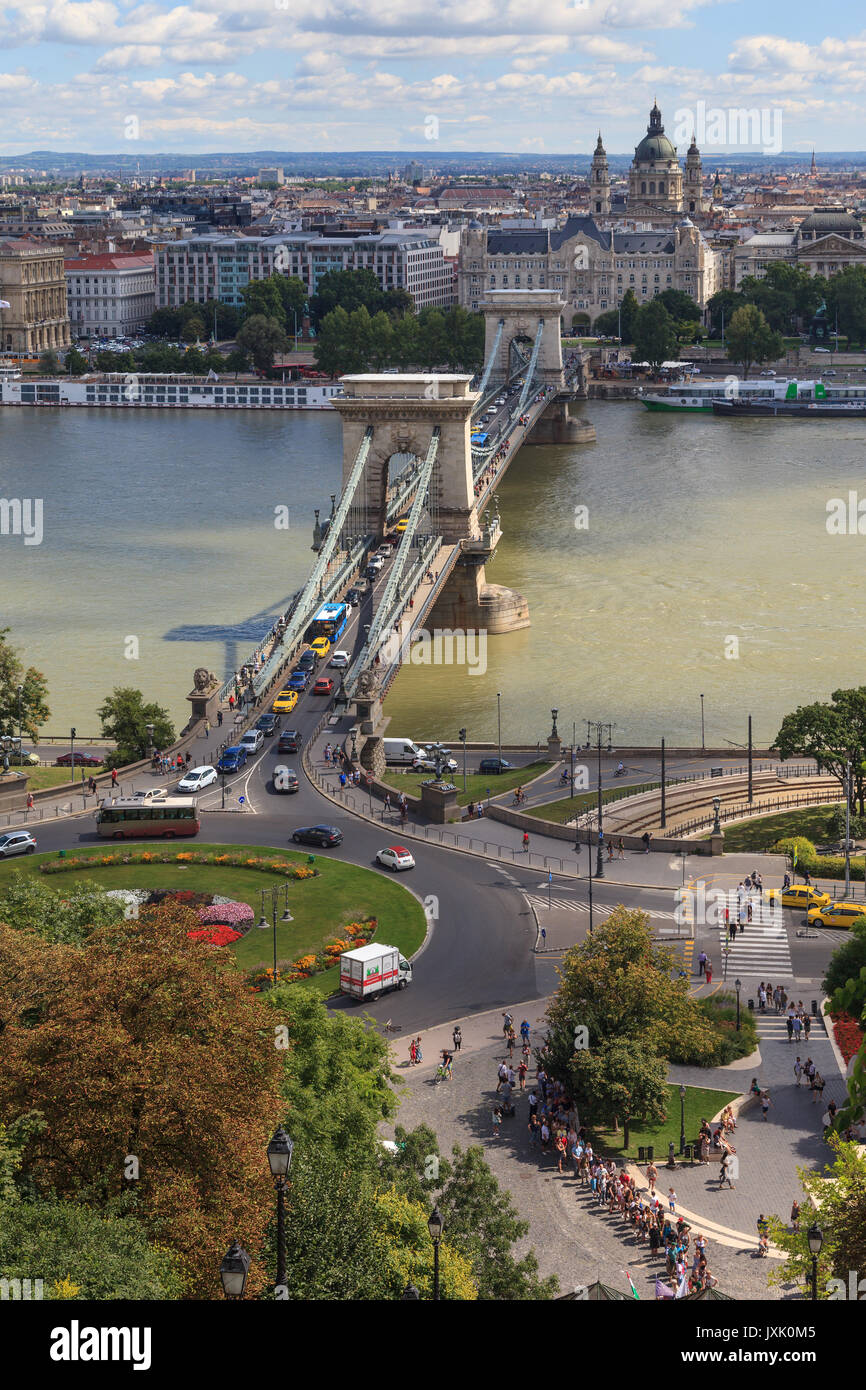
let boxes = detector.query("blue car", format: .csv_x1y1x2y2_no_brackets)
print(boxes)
287,669,309,691
217,745,247,773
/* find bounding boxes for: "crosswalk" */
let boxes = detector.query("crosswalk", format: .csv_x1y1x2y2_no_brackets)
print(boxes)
525,894,679,923
715,918,793,982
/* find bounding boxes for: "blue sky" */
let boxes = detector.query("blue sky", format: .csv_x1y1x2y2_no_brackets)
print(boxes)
1,0,864,155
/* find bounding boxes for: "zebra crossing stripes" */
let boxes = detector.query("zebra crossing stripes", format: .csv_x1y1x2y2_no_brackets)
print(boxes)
716,921,793,980
525,894,679,923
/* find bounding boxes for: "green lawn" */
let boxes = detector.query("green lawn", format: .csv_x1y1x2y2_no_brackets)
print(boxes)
382,761,550,807
12,767,78,792
0,843,427,994
524,782,659,825
721,805,842,853
589,1084,739,1160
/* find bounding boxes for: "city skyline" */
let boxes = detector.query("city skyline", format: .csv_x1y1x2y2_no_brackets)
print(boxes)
0,0,865,156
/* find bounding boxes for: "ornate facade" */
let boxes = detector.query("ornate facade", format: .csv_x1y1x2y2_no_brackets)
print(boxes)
0,239,71,354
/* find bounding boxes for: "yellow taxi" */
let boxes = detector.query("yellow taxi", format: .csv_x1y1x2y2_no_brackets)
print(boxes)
310,636,331,659
807,900,866,929
272,689,299,714
765,885,831,911
396,518,409,533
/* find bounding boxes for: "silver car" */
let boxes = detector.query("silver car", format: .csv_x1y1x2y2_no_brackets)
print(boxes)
0,830,37,857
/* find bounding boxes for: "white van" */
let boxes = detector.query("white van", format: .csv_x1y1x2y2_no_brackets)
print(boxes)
383,737,424,765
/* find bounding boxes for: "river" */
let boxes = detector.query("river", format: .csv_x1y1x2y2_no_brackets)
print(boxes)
3,402,865,746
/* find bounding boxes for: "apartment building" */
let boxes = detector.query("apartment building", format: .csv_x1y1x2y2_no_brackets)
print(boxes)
65,252,156,338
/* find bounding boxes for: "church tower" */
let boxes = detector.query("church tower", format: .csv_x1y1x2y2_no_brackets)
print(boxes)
590,132,610,216
683,133,704,214
712,169,723,204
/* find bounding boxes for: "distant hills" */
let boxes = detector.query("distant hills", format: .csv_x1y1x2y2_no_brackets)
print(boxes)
2,149,864,178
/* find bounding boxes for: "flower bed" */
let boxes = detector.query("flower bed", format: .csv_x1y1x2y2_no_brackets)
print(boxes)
188,925,243,947
830,1010,865,1065
196,902,255,928
245,917,377,990
40,850,319,881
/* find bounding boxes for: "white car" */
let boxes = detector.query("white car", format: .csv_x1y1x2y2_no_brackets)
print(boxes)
0,830,37,857
376,845,416,872
177,765,217,792
413,754,459,773
239,729,264,754
329,650,350,669
132,787,169,802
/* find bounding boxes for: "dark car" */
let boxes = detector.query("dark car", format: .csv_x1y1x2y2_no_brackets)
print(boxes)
217,745,248,773
287,669,309,691
55,750,103,767
291,825,343,848
345,587,362,606
478,757,514,774
256,712,280,737
272,767,299,794
297,650,317,671
278,730,302,754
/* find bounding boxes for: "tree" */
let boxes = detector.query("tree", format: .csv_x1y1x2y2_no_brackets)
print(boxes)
135,343,184,373
224,346,249,377
417,307,449,368
705,288,745,339
97,687,175,766
310,268,385,325
725,303,784,379
740,262,823,335
0,629,50,741
38,349,60,375
65,347,89,376
769,1138,866,1297
570,1038,668,1149
368,309,394,371
592,308,620,336
656,288,700,323
619,288,640,340
272,274,307,334
774,688,866,815
147,307,182,338
183,346,206,374
544,907,723,1076
390,313,420,369
240,277,286,327
236,314,289,371
0,906,287,1298
314,306,354,377
181,316,205,343
0,876,125,945
826,266,866,350
632,300,679,371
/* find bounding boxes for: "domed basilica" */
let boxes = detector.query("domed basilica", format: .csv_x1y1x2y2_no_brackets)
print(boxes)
591,102,705,222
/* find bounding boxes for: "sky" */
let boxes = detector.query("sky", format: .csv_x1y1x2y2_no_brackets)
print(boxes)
1,0,865,156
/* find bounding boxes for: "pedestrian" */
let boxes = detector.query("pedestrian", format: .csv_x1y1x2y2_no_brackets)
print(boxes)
520,1018,530,1044
502,1010,513,1038
792,1014,803,1043
452,1025,462,1052
384,793,391,815
618,837,625,859
496,1061,508,1092
228,695,235,712
409,1038,417,1066
698,950,707,977
492,1104,503,1137
467,801,475,818
522,830,529,852
507,1030,515,1058
668,1187,677,1214
783,871,791,889
111,768,118,787
26,792,34,811
761,1090,772,1121
414,1036,423,1064
705,958,713,985
528,1112,540,1146
646,1160,658,1194
642,830,652,853
719,1152,735,1189
528,1090,538,1120
790,1199,801,1233
803,1012,812,1040
203,718,210,736
794,1056,803,1086
518,1059,528,1089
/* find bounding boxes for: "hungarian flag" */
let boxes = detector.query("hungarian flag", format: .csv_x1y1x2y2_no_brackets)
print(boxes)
624,1270,640,1300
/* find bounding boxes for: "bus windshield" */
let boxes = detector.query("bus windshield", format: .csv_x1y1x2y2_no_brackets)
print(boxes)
306,602,348,643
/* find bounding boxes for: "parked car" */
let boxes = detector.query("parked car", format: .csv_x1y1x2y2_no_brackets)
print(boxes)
7,748,39,766
313,677,334,696
132,787,169,802
412,754,458,773
55,750,103,767
256,712,281,736
272,766,300,794
376,845,416,872
478,757,514,774
272,689,299,713
239,729,265,754
177,765,217,792
0,830,36,857
217,746,247,773
291,825,343,847
278,730,302,754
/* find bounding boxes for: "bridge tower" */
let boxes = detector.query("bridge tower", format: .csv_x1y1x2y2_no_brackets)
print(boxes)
479,290,593,445
332,374,481,543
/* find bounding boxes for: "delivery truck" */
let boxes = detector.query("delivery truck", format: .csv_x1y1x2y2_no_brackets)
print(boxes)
340,943,413,1001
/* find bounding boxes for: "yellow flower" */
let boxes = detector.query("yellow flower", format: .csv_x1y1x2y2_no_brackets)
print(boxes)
50,1275,82,1300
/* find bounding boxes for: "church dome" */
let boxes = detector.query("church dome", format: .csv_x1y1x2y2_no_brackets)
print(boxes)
634,102,677,163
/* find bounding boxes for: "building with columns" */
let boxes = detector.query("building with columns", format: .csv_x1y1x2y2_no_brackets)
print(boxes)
0,239,71,354
459,214,721,329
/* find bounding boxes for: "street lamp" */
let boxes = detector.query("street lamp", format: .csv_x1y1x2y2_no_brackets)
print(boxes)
257,884,293,985
145,721,155,762
401,1283,421,1300
219,1239,251,1300
735,977,742,1032
16,683,22,752
679,1083,687,1156
496,692,502,771
712,795,721,836
586,720,614,879
459,727,467,793
807,1224,823,1301
267,1126,294,1293
428,1206,443,1302
550,707,559,740
700,693,705,753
